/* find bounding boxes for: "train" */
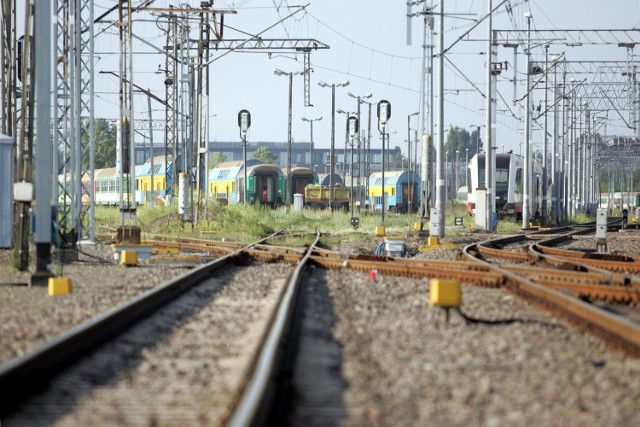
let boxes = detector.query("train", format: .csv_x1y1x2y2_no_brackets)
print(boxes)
367,170,421,213
60,157,430,215
466,152,549,219
303,184,350,209
208,162,321,206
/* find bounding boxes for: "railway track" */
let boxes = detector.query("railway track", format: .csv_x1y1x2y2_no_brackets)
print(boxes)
0,231,309,423
3,225,639,423
461,226,640,355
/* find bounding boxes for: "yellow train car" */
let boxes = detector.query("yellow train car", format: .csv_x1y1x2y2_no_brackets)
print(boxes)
208,178,235,204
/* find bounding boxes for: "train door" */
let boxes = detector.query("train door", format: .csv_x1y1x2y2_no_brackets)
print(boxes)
255,174,275,205
401,183,409,211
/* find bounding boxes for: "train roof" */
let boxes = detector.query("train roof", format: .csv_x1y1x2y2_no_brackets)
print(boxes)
368,170,420,185
246,164,285,176
138,160,171,176
317,173,343,185
342,176,366,187
143,155,172,165
281,166,318,177
209,159,263,181
94,167,118,178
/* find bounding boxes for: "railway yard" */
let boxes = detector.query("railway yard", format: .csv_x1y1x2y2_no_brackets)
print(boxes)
1,224,639,426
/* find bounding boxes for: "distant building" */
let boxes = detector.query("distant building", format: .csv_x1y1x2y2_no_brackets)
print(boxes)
133,140,403,175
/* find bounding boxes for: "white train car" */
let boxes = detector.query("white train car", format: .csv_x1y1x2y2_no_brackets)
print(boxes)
467,152,546,219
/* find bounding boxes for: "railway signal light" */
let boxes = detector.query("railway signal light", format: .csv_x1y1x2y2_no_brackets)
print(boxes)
238,109,251,134
347,116,359,137
377,100,391,125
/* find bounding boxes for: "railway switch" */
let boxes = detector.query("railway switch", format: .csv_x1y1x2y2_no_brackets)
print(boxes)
48,277,72,295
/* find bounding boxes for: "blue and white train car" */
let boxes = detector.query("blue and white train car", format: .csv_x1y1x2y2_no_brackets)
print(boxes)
367,170,421,213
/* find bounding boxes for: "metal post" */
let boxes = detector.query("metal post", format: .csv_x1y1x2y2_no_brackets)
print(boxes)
350,135,354,215
408,114,412,214
34,0,52,278
419,0,430,219
309,119,314,169
243,135,247,204
319,80,349,211
552,59,558,224
523,12,532,228
381,126,386,223
366,101,372,208
485,8,497,231
287,72,292,205
542,44,549,226
331,85,335,210
148,94,154,193
435,0,445,238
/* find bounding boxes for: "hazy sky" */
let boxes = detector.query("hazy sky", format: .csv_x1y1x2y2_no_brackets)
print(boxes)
87,0,640,155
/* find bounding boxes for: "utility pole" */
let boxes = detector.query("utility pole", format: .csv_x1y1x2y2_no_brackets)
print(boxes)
275,69,303,205
408,111,419,214
318,80,349,211
348,91,372,209
301,116,322,170
542,44,549,226
117,1,137,242
522,11,532,229
14,1,32,271
434,0,445,238
485,0,496,232
32,0,53,284
552,56,559,224
195,4,212,225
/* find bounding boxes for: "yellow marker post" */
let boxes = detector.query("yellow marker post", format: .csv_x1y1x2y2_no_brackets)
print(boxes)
429,279,461,324
48,277,72,295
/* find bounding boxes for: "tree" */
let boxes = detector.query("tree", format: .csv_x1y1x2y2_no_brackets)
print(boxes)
389,151,403,170
469,127,483,156
209,152,227,168
444,126,472,158
82,119,117,169
252,146,277,164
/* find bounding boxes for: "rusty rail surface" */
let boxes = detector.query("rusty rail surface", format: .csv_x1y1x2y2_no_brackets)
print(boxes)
461,229,640,355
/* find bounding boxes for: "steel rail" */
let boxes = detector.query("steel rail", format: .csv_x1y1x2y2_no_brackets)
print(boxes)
532,242,640,274
227,232,321,427
0,231,281,417
462,235,640,355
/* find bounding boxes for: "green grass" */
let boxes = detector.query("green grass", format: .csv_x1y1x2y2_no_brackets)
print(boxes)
94,200,598,245
96,201,436,243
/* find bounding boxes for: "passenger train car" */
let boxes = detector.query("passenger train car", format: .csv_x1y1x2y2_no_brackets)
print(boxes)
284,167,319,202
467,152,548,219
135,156,173,204
208,160,285,206
367,170,421,213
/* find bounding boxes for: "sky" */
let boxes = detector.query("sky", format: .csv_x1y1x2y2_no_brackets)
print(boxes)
85,0,640,156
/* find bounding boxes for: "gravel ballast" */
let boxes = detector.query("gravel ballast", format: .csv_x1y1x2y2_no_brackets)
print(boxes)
325,268,640,426
2,230,639,425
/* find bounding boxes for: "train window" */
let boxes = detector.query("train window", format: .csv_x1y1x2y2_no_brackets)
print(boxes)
495,168,509,183
478,168,485,188
515,168,522,193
